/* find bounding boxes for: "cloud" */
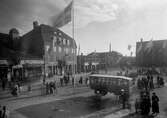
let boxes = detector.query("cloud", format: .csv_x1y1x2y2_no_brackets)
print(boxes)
74,0,119,28
0,0,66,34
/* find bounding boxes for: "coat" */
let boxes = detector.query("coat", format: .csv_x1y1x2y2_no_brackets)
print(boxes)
152,95,159,113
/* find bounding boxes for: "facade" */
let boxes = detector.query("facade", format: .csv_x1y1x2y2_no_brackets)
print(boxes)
136,39,167,67
82,51,123,72
77,53,86,73
0,21,77,82
22,21,77,77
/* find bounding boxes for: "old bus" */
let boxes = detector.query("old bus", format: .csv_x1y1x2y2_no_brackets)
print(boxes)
89,74,133,96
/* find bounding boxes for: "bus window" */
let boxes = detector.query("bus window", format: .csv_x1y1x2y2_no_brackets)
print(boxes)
112,79,117,85
122,80,128,86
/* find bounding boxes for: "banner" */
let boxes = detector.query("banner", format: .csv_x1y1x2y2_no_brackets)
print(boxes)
53,1,73,28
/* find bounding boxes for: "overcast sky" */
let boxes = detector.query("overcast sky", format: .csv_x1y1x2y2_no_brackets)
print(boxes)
1,0,167,56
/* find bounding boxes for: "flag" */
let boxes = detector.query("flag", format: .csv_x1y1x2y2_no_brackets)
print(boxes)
136,41,143,54
53,1,73,28
145,40,153,52
78,44,80,55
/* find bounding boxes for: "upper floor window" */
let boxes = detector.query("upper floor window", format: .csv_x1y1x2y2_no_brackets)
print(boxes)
63,38,66,45
58,46,62,53
67,40,70,45
53,46,56,52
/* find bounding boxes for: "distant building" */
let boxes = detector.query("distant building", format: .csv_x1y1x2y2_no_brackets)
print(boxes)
77,53,86,73
136,39,167,67
84,51,123,72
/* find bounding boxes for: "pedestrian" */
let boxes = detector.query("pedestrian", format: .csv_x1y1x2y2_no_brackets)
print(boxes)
2,106,9,118
120,89,127,109
53,80,57,94
157,76,160,88
2,75,7,91
152,92,159,115
60,78,63,87
46,82,49,95
49,82,53,94
0,105,2,118
135,98,140,113
79,76,83,84
150,76,154,90
72,77,74,86
160,77,164,87
85,77,88,86
7,71,11,89
145,94,151,115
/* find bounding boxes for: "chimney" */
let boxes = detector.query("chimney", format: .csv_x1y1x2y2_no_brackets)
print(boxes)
33,21,39,29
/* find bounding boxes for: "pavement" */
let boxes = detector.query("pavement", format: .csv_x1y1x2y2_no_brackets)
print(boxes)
0,73,90,100
1,72,167,118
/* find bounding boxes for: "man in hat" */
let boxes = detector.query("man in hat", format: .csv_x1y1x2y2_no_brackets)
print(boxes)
120,89,127,109
152,92,159,115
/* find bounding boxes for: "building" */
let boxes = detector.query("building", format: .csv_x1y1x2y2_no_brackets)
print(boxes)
0,21,77,82
77,53,86,73
136,39,167,67
83,51,123,72
22,21,77,77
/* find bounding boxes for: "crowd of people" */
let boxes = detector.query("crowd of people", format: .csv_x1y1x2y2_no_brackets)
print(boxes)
46,81,57,95
137,75,164,91
134,74,163,117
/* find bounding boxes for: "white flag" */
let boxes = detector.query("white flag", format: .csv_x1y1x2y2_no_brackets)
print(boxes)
53,1,73,28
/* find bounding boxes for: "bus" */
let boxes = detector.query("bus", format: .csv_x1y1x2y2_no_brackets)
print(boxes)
89,74,133,96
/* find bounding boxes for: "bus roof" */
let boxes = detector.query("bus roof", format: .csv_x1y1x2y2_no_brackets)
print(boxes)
89,74,133,81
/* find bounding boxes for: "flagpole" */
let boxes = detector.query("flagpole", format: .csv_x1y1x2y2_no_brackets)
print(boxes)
72,0,76,87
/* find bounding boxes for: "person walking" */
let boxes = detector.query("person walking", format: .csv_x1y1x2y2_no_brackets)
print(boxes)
2,106,9,118
120,89,127,109
152,92,159,115
0,105,2,118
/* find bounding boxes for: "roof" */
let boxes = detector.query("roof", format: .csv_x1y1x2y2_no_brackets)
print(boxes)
40,24,77,48
87,51,122,57
89,74,133,81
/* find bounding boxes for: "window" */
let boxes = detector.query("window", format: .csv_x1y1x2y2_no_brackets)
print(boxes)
67,40,70,45
63,38,66,45
65,48,69,54
53,36,57,46
53,46,56,52
58,46,62,53
45,45,50,52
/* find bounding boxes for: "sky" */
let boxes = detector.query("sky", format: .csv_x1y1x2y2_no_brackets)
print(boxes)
0,0,167,56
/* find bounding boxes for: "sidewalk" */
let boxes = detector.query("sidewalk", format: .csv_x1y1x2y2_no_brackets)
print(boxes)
0,73,90,100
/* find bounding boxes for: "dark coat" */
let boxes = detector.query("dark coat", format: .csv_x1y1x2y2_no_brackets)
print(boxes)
152,95,159,113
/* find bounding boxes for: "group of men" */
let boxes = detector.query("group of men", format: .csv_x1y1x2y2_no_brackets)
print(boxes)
137,75,155,91
135,92,160,116
46,81,57,95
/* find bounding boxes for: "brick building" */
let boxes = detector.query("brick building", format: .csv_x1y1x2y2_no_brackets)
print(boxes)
0,21,77,82
22,21,77,77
